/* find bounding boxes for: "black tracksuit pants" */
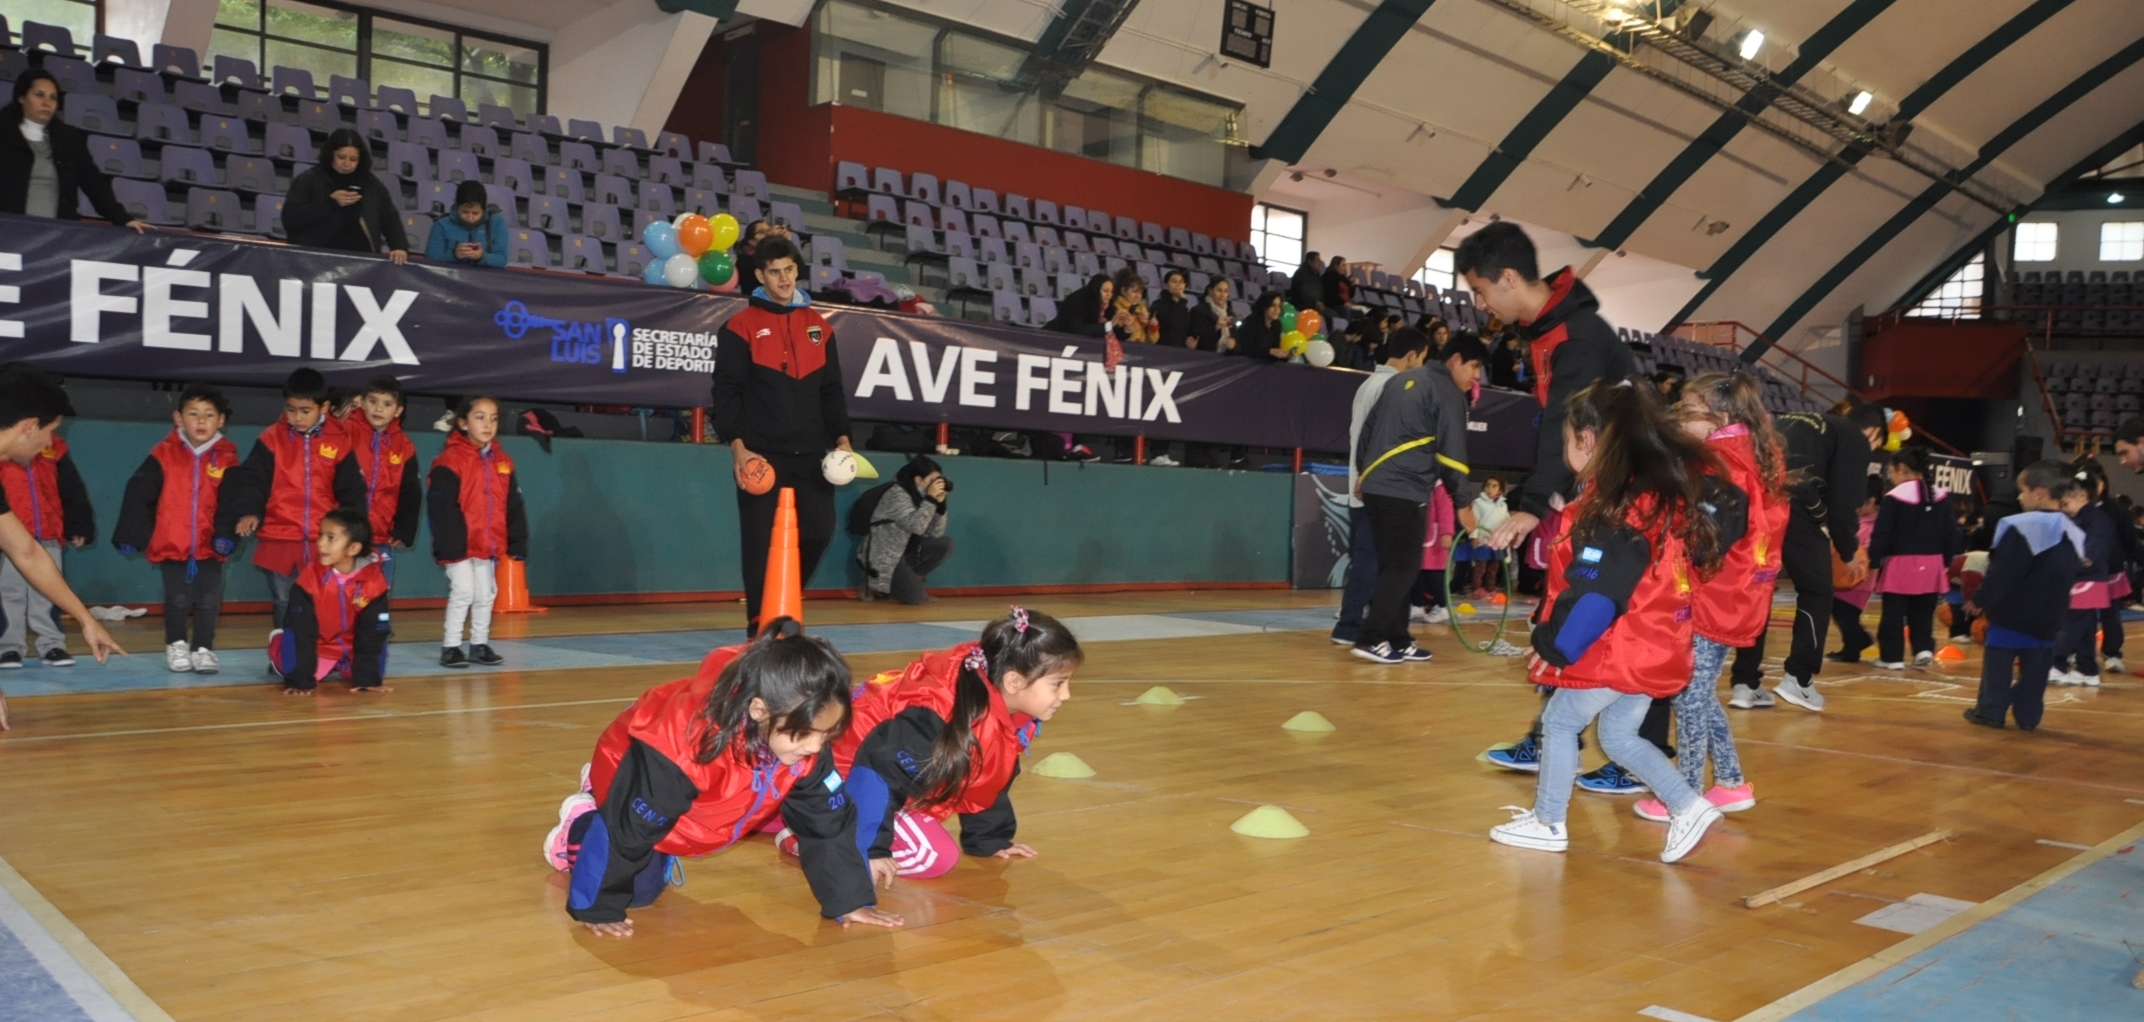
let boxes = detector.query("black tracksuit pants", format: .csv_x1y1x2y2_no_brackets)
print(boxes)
1361,494,1428,650
736,451,836,631
1732,512,1834,687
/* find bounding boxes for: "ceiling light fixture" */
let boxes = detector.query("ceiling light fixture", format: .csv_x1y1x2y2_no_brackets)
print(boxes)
1738,29,1764,60
1848,90,1872,116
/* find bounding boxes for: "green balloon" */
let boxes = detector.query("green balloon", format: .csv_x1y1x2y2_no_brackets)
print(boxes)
698,249,735,285
1281,302,1299,332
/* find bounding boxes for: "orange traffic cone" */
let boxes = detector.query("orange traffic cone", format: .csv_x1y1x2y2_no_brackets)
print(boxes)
497,556,547,614
1936,645,1966,661
757,487,804,635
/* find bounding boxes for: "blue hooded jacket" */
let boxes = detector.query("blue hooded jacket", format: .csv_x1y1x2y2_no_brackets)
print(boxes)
425,210,509,267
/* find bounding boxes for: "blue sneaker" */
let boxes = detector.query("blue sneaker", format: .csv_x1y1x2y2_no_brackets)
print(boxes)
1576,763,1649,795
1484,735,1542,773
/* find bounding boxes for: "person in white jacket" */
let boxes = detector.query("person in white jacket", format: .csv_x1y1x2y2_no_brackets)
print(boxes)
1467,478,1511,597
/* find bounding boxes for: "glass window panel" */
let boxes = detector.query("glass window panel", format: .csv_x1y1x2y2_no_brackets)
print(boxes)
937,33,1034,141
1415,248,1455,292
2099,222,2144,262
372,58,455,106
463,37,540,85
216,0,262,29
265,38,357,84
2014,222,2057,262
939,32,1022,80
1908,254,1983,318
460,76,537,116
372,17,454,68
265,0,357,49
1252,203,1305,274
209,26,263,70
816,0,935,115
14,0,97,46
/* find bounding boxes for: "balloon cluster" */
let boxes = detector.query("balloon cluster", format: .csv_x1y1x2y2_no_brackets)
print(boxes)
1278,302,1334,367
642,212,744,291
1883,409,1912,453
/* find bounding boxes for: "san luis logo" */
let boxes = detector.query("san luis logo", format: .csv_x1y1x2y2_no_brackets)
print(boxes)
494,300,629,374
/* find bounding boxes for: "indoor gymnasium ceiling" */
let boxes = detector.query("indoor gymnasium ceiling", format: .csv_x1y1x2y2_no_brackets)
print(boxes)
873,0,2144,350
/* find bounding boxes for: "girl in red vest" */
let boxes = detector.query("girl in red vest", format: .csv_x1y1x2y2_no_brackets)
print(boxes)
427,396,526,669
268,507,391,694
798,607,1080,884
1489,380,1731,863
345,376,422,582
0,426,94,669
115,383,241,674
1634,372,1790,823
548,620,901,936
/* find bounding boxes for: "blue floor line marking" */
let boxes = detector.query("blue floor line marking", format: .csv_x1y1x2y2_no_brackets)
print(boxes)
0,873,137,1022
0,922,95,1022
1784,845,2144,1021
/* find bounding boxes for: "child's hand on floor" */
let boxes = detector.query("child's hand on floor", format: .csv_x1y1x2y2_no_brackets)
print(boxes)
840,907,904,929
870,858,898,890
352,685,394,695
583,919,634,938
991,844,1038,860
284,687,314,697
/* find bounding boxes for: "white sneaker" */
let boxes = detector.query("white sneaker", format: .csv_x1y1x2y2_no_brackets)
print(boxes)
2106,656,2125,674
1662,801,1723,863
1912,651,1934,669
189,647,219,675
1148,454,1179,467
2081,673,2102,687
1873,660,1906,670
1488,806,1568,852
2051,667,2071,685
1951,634,1974,646
165,640,194,673
1728,685,1775,709
1425,606,1451,624
1775,675,1826,712
1409,605,1430,622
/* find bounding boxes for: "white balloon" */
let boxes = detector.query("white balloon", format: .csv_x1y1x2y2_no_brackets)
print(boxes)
1305,339,1335,368
662,252,699,288
821,449,858,485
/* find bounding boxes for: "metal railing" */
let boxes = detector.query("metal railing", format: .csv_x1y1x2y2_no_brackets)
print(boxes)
1667,320,1970,456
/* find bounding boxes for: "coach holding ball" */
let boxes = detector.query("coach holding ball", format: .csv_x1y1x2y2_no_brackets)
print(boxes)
712,236,853,631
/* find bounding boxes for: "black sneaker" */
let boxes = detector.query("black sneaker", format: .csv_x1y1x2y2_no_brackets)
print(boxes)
1397,643,1433,662
1576,763,1649,794
0,651,22,669
1351,641,1405,665
40,648,75,667
1962,707,2006,730
1824,649,1863,664
440,646,469,669
469,643,504,666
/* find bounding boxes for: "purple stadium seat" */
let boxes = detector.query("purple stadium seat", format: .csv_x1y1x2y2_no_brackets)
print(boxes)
972,213,1000,239
172,80,227,115
87,136,148,178
732,169,768,202
271,65,317,98
263,122,311,161
479,103,518,131
508,228,551,268
184,188,252,233
872,166,903,194
613,126,649,150
375,85,418,115
656,131,691,159
698,141,733,164
943,180,972,210
329,75,372,109
158,145,218,186
110,178,179,224
581,203,623,243
213,55,263,90
909,173,939,205
561,235,606,273
383,142,432,182
92,35,145,68
61,93,122,136
1032,199,1058,226
617,242,653,279
526,113,561,136
224,155,274,193
649,156,685,187
511,131,546,165
639,182,676,218
113,68,165,106
436,149,479,183
566,118,603,141
525,194,568,233
602,147,640,180
295,100,340,135
22,21,78,56
692,162,726,193
683,189,720,217
559,141,600,173
356,109,397,143
429,95,470,122
151,44,204,79
836,160,869,193
542,166,583,204
408,117,448,151
970,187,1000,215
493,156,535,196
592,174,631,208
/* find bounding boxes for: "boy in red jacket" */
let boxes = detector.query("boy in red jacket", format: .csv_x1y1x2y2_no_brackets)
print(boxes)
114,384,242,674
217,368,366,632
0,423,95,669
269,507,392,694
345,375,423,582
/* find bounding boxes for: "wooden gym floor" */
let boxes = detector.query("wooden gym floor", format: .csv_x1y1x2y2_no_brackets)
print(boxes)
0,592,2136,1022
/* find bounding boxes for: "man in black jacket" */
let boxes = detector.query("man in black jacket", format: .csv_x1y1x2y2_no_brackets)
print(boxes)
2,72,145,230
1152,269,1195,348
1727,405,1887,712
1291,252,1325,313
712,237,853,631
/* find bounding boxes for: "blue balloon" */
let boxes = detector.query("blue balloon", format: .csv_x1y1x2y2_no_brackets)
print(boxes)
641,259,668,286
642,221,680,259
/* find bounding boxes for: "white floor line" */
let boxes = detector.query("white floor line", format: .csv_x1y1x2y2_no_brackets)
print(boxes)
0,696,633,744
0,854,169,1022
1638,1006,1720,1022
2036,838,2094,851
1851,893,1978,935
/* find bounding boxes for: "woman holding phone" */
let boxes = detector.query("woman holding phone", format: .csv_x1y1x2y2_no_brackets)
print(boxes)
284,128,409,263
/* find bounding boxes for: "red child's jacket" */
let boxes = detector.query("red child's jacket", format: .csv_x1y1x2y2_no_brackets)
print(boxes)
570,644,873,925
426,432,527,563
0,437,94,544
835,641,1037,820
1529,495,1696,698
270,557,391,691
1693,426,1790,646
217,416,366,544
345,413,423,549
113,431,241,564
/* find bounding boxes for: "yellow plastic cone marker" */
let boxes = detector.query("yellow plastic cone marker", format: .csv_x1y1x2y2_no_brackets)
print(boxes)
1031,752,1095,778
1936,645,1966,661
1134,686,1185,706
1456,602,1478,616
1230,805,1309,839
1281,711,1335,732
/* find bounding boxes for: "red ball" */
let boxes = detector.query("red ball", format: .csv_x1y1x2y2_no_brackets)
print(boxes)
736,456,775,495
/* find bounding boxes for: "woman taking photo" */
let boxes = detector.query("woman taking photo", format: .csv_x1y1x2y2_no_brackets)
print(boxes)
1,71,146,231
284,128,408,262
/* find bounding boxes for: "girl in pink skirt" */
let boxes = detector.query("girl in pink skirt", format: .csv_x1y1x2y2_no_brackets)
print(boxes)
1869,447,1964,670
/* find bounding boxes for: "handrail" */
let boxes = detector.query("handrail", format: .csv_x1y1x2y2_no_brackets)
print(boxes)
1667,320,1970,456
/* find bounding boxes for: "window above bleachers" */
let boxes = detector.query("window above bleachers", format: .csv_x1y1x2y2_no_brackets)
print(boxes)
9,0,97,46
208,0,545,115
1906,253,1982,319
2014,221,2058,262
811,0,1240,188
1413,248,1455,294
1251,203,1304,276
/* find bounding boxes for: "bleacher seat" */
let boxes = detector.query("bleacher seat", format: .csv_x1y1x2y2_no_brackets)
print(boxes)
92,34,144,68
698,141,734,164
656,132,691,159
108,178,177,224
112,67,163,105
614,126,650,151
649,156,685,187
692,162,726,193
733,169,769,202
971,187,1000,215
61,93,122,136
375,85,418,116
224,156,273,192
87,136,147,178
592,174,631,207
945,257,987,297
975,236,1008,266
508,228,550,268
524,194,567,233
383,142,431,181
22,21,77,56
1063,231,1088,253
401,117,444,151
437,149,479,183
271,65,316,98
45,55,96,95
482,182,515,219
1003,220,1031,245
769,200,805,232
602,147,639,180
991,290,1022,323
1041,245,1069,275
172,80,225,115
402,212,428,252
511,131,546,165
565,118,602,141
561,235,606,273
294,100,339,135
683,189,720,217
902,200,934,229
938,208,968,236
583,203,623,244
560,141,599,173
263,122,310,161
490,156,533,197
1084,209,1109,235
158,146,218,186
430,95,470,122
527,113,562,136
412,179,451,215
727,194,762,224
1030,199,1060,227
356,108,395,143
151,44,203,79
971,213,1000,240
479,103,518,131
640,182,677,218
184,188,250,232
618,242,654,278
1027,296,1057,327
201,115,251,153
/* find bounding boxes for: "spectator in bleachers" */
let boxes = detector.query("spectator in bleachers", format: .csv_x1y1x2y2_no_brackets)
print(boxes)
1189,279,1235,353
1236,292,1288,362
1322,256,1356,319
1153,269,1194,348
2116,417,2144,474
734,219,771,292
1046,274,1115,337
1109,268,1156,344
2,71,146,232
1291,252,1324,314
426,180,507,268
284,128,409,264
1488,331,1524,390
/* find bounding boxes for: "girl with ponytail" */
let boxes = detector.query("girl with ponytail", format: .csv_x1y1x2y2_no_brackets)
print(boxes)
543,618,903,936
1490,379,1733,865
801,607,1081,885
1868,445,1964,670
1630,372,1790,824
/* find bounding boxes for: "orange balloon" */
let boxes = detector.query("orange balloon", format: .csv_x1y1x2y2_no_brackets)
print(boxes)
676,214,713,258
1295,309,1323,339
735,455,775,495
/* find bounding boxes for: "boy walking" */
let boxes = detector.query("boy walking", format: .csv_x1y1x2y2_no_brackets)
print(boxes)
115,384,242,673
1964,461,2084,731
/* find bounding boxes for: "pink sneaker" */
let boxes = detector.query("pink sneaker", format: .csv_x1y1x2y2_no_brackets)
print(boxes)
1634,784,1755,823
579,762,592,793
542,792,598,871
